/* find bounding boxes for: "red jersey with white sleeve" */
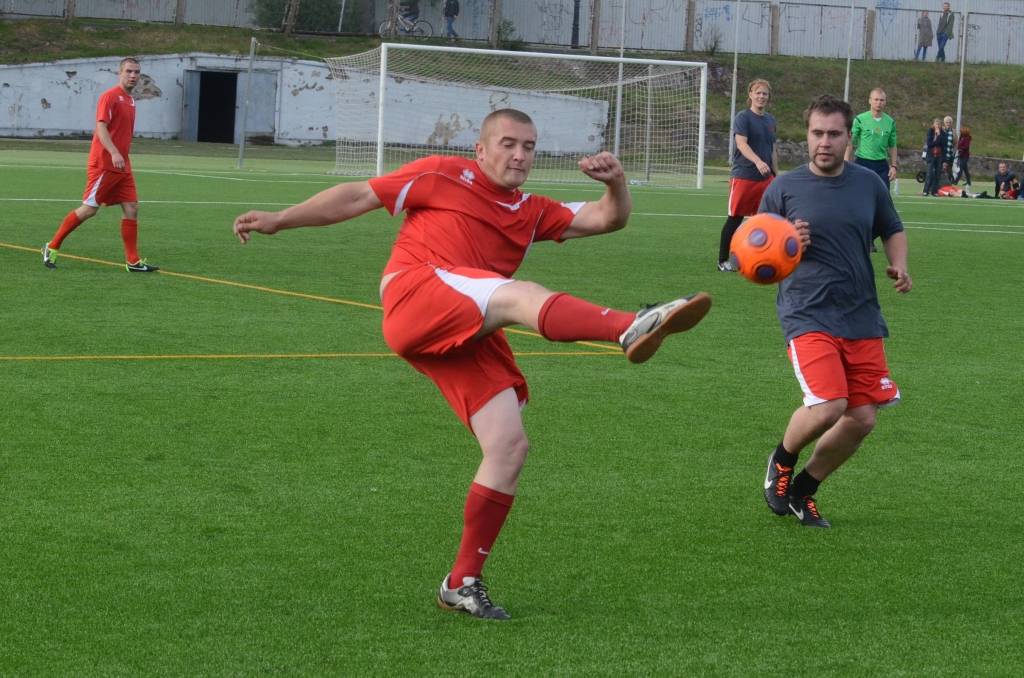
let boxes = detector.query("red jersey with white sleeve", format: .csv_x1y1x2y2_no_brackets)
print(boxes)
87,85,136,173
368,156,581,278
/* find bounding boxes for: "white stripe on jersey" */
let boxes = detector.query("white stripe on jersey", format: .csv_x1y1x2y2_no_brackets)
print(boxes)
394,179,415,214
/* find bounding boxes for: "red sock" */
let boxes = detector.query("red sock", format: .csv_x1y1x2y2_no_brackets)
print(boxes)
449,482,515,587
537,292,635,343
49,211,83,250
121,218,139,263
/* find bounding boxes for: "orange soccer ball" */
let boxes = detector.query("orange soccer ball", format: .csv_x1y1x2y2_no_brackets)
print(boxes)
729,213,803,284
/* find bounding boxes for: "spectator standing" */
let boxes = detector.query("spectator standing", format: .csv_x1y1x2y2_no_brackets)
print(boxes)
936,2,954,62
923,118,945,197
942,116,956,183
956,126,972,188
443,0,460,40
915,11,933,60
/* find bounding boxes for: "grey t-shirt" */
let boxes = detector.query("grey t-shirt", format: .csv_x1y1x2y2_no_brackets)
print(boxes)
759,162,904,342
731,109,777,180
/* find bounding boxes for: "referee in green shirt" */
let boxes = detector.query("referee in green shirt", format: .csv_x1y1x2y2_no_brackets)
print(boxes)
844,87,899,190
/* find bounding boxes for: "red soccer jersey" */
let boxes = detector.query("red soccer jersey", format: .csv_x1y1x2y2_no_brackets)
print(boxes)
87,84,136,173
369,156,580,278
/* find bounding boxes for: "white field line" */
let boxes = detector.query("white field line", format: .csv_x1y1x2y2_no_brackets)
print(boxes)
8,198,1018,233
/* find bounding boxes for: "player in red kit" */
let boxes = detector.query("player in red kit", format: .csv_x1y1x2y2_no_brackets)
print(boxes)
232,109,711,620
42,57,158,273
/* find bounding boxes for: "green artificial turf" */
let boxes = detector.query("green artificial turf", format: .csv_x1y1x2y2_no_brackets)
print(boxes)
1,143,1022,675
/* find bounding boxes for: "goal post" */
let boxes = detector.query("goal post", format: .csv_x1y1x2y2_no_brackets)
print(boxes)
325,44,707,189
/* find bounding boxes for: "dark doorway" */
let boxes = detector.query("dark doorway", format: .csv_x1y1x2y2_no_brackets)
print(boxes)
197,71,237,143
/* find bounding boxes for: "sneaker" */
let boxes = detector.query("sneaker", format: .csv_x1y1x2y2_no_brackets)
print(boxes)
763,454,793,516
619,293,712,364
717,260,737,272
788,495,831,528
42,243,57,269
126,260,159,273
437,575,510,620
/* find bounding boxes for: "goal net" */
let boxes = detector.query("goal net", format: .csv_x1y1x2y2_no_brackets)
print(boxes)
324,44,706,188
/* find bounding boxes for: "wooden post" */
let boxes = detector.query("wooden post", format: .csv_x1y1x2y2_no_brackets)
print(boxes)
489,0,503,48
589,0,602,55
283,0,301,35
64,0,76,24
685,0,695,51
175,0,187,25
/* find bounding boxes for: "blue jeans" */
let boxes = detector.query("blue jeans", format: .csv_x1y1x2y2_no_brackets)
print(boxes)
936,32,949,61
444,16,458,38
924,155,943,195
915,45,928,60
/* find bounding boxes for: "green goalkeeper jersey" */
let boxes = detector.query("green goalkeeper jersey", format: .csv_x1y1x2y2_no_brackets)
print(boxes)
850,111,897,162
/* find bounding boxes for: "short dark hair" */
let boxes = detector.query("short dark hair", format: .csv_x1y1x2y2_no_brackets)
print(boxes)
482,108,533,128
480,108,535,141
119,57,140,71
803,95,853,131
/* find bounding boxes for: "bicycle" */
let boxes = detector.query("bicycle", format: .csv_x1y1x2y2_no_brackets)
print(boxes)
378,12,433,38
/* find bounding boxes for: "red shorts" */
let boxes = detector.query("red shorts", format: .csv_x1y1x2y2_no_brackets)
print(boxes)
787,332,901,409
728,176,773,217
381,263,525,430
82,167,137,207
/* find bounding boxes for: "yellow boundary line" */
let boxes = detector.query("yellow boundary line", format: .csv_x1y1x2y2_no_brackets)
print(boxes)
0,351,615,362
2,241,622,359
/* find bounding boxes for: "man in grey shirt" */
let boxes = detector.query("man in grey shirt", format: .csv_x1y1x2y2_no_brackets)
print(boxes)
760,95,912,528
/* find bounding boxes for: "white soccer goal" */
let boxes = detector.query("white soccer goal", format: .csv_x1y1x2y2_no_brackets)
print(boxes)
324,44,707,188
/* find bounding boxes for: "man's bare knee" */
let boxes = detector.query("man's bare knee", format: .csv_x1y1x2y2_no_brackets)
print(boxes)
122,202,139,220
482,280,554,333
811,399,847,433
843,407,877,439
75,204,99,220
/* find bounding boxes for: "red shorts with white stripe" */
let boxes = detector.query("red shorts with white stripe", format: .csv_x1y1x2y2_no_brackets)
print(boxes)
728,176,773,217
82,166,137,207
381,263,525,430
787,332,901,409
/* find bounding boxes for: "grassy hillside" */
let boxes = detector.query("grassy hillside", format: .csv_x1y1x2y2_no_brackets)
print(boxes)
1,18,1021,158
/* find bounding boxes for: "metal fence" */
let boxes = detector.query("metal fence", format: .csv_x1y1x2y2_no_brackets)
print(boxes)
0,0,257,27
2,1,1021,64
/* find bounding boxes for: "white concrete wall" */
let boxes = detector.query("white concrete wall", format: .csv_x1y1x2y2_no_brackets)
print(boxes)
0,54,335,145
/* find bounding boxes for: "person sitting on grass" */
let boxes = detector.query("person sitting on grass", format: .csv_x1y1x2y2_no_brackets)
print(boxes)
994,162,1018,199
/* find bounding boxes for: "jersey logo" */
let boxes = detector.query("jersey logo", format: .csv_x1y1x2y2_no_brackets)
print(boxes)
460,169,475,185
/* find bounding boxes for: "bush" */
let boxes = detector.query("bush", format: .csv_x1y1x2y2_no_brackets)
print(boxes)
254,0,359,33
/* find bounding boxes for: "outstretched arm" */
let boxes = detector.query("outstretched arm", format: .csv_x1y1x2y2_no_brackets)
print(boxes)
560,152,632,239
233,180,383,244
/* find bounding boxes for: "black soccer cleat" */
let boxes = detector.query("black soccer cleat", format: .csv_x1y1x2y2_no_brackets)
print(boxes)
763,453,794,516
126,259,160,273
618,293,712,364
437,575,510,620
788,495,831,528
